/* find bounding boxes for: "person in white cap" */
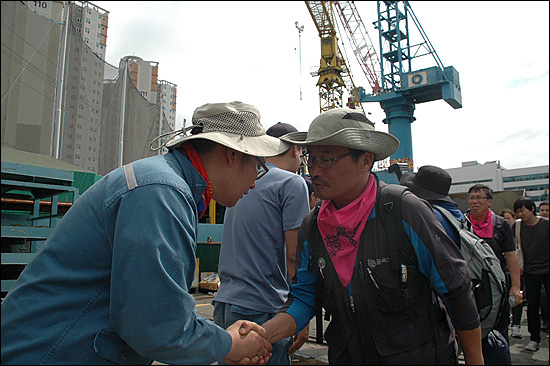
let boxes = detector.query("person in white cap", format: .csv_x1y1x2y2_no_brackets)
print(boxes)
261,108,483,364
1,101,282,365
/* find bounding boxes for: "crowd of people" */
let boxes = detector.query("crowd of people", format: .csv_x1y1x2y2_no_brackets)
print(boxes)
1,102,548,365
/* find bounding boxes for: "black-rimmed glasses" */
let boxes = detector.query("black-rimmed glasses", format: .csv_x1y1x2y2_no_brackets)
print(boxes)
256,157,269,180
300,151,353,169
467,196,489,202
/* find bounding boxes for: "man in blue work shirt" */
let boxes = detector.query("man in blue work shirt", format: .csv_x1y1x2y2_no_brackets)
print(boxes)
1,102,279,365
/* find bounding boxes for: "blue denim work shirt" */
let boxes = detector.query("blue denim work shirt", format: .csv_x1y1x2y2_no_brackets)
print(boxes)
1,149,232,365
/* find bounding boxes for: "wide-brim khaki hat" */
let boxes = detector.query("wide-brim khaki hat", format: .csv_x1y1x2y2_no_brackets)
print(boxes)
280,108,399,161
153,101,285,157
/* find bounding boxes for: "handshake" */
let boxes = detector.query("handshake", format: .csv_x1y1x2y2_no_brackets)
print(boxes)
222,320,273,365
222,313,308,365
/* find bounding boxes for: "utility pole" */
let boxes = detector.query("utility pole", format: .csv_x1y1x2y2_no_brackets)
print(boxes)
118,58,128,168
53,1,70,159
158,98,163,155
295,21,304,101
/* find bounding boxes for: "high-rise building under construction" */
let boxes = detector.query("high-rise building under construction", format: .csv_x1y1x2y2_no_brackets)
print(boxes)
1,1,177,176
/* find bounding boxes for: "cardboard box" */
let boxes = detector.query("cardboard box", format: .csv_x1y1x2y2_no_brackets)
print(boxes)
199,272,219,291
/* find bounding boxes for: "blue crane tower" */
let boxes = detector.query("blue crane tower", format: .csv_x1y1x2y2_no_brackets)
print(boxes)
355,1,462,180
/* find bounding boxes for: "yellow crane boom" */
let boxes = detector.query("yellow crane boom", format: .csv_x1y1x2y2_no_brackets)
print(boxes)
305,1,364,114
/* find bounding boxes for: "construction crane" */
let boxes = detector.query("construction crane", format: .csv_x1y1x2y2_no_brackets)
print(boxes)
333,1,382,95
363,1,461,173
307,1,461,177
305,1,364,114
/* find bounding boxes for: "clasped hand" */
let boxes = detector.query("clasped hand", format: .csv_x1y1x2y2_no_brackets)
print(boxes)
223,320,273,365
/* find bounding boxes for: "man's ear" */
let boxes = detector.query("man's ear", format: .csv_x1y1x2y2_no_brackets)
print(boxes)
292,145,301,158
222,146,237,168
362,152,375,171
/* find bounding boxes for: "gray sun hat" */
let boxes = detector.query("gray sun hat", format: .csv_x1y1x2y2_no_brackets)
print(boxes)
279,108,399,161
150,101,285,157
400,165,454,203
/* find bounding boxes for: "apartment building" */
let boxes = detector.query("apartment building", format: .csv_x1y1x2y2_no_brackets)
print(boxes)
1,1,65,157
1,1,109,173
448,161,549,208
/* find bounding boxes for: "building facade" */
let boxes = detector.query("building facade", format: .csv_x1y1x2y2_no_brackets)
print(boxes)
122,56,159,104
2,2,178,176
1,1,109,173
60,1,109,173
448,161,549,208
1,1,65,157
158,80,177,132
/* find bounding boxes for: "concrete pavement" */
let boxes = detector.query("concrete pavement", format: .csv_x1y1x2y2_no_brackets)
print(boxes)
190,292,549,365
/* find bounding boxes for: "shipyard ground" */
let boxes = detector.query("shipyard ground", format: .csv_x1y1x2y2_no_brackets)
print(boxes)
154,292,549,365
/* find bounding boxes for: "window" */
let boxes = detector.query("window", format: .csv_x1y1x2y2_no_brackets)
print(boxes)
503,173,549,183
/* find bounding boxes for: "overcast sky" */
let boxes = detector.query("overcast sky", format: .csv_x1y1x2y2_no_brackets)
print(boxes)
93,1,549,171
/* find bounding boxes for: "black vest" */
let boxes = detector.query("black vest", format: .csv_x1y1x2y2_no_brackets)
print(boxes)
303,185,458,364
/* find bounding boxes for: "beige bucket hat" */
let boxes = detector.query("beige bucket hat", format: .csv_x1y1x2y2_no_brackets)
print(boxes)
280,108,399,161
150,101,285,157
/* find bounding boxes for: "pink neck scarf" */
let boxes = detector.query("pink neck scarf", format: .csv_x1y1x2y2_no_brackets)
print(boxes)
470,210,494,238
317,175,377,287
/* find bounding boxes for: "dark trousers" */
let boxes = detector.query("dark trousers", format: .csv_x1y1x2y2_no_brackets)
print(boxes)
524,272,550,342
541,283,549,324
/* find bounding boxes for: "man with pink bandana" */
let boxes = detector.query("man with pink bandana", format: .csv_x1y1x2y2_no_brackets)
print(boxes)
260,108,484,365
466,184,522,346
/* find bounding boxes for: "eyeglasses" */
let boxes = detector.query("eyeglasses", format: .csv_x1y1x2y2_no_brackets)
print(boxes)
467,196,489,202
255,157,269,180
300,151,353,169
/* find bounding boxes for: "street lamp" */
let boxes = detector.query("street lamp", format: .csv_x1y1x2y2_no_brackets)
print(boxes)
295,21,304,100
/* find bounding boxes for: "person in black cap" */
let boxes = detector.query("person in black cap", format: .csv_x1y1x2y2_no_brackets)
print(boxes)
400,165,464,245
401,165,516,365
303,176,320,209
214,121,311,365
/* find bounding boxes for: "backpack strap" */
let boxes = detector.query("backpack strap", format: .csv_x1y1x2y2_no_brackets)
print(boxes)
433,205,464,232
378,184,417,301
378,184,417,271
514,218,523,271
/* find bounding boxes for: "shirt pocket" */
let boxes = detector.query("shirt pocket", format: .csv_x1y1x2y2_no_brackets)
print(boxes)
369,266,408,312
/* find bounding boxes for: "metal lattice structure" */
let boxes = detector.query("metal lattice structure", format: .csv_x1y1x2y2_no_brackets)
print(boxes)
333,1,382,95
305,1,462,175
305,1,364,114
